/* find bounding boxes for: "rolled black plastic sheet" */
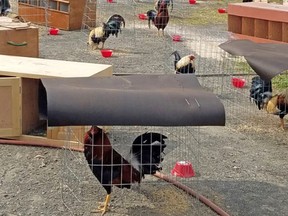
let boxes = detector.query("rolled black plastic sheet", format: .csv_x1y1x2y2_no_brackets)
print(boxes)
219,39,288,81
40,74,225,127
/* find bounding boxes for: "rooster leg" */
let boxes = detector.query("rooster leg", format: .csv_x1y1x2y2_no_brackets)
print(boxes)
100,42,105,50
280,118,285,130
92,194,111,216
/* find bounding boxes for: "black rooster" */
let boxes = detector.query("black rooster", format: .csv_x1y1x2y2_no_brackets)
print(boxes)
250,76,272,110
171,51,196,74
84,126,167,215
87,14,125,50
130,132,167,175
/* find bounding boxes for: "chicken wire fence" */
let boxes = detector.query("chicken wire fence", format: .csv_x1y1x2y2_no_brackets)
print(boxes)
60,125,211,215
6,0,288,214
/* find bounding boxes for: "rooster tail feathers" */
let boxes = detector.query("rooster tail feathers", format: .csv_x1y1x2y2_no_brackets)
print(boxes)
147,10,156,29
130,132,167,175
250,76,272,110
106,14,125,28
171,51,181,70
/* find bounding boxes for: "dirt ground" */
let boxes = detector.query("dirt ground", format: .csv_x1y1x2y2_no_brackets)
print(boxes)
1,0,288,216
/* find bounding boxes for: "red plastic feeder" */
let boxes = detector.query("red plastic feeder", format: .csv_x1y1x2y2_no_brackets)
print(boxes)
100,49,113,58
189,0,196,4
138,13,147,20
107,0,113,3
218,8,227,13
171,161,195,178
172,35,182,42
49,28,59,35
232,77,246,88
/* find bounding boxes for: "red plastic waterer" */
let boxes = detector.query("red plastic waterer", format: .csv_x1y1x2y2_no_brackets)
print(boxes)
171,161,195,178
218,8,227,13
172,34,182,42
189,0,196,4
49,27,59,35
231,77,246,88
138,13,148,20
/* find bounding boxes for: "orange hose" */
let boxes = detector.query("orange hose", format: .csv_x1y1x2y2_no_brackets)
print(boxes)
154,172,230,216
0,139,230,216
0,138,83,152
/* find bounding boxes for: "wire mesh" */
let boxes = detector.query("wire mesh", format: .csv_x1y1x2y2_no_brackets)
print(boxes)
61,125,207,215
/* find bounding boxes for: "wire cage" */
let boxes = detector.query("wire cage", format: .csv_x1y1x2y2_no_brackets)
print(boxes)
60,125,217,215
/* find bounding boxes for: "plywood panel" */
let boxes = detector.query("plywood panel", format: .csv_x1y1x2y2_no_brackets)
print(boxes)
242,17,255,36
268,21,282,41
228,15,242,34
0,55,113,78
21,78,42,134
0,77,21,137
254,19,268,39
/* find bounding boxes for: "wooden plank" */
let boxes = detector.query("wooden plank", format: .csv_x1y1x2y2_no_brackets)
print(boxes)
21,78,42,134
254,19,268,39
228,15,242,34
0,77,21,136
242,17,255,36
228,3,288,23
268,21,282,41
0,55,113,78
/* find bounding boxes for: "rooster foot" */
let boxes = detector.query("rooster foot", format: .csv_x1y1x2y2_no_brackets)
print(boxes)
97,202,110,208
92,194,111,215
91,206,109,216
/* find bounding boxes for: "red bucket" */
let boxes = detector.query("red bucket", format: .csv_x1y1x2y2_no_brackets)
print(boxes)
218,8,227,13
138,13,147,20
172,35,182,42
49,28,59,35
231,77,246,88
100,49,113,58
171,161,195,178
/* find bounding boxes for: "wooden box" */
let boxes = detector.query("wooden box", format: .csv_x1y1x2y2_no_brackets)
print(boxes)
18,0,96,30
0,54,113,142
228,2,288,43
0,17,39,57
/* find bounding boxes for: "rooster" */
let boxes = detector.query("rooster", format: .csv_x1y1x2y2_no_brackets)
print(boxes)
250,76,272,110
154,0,173,12
171,51,196,74
147,0,169,36
250,76,287,129
83,126,167,215
265,89,288,129
87,14,125,50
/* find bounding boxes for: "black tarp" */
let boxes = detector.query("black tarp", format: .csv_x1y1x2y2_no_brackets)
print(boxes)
40,74,225,127
219,39,288,81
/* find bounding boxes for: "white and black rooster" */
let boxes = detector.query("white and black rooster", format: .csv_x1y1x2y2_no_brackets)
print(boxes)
171,51,196,74
87,14,125,50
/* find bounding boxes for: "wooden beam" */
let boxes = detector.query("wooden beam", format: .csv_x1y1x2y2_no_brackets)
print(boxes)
0,54,113,78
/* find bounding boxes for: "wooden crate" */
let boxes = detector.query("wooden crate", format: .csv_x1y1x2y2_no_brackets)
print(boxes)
0,17,39,57
228,2,288,43
0,54,113,143
18,0,96,30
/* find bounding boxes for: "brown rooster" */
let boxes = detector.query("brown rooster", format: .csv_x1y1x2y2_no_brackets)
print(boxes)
265,89,288,130
83,126,167,215
147,0,170,36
